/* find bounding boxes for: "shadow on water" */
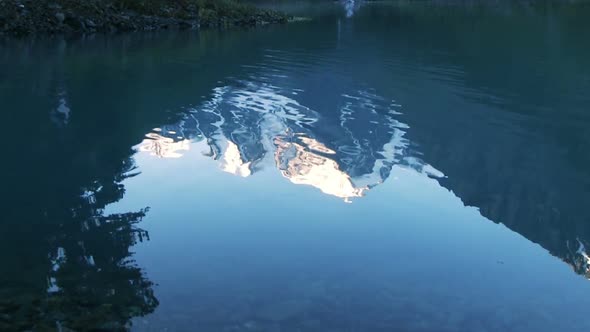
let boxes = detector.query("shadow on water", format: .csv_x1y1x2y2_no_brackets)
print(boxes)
1,0,590,330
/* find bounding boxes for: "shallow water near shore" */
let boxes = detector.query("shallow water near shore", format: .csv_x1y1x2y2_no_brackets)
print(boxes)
2,1,590,331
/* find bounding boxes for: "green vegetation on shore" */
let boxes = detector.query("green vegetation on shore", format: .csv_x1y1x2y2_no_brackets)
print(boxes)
0,0,289,35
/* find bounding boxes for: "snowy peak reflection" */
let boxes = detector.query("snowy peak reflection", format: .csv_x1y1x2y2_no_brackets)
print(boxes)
139,131,191,158
223,141,253,177
139,82,438,202
275,135,366,201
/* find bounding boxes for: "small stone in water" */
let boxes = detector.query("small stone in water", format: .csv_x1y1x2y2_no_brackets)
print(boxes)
55,12,65,24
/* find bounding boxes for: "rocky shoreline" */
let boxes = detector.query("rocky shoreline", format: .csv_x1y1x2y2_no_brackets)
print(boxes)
0,0,289,35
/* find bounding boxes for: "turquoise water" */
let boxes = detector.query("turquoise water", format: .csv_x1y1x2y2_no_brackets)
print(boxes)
2,1,590,331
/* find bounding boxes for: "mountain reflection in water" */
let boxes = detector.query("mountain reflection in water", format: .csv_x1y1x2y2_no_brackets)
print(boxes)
2,1,590,331
139,82,439,202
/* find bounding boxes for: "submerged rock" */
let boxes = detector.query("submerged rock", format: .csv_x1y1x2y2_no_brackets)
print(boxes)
55,12,65,24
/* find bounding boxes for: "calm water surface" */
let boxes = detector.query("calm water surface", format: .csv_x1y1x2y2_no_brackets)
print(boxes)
2,1,590,331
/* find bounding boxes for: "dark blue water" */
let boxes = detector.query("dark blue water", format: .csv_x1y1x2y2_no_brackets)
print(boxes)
2,1,590,331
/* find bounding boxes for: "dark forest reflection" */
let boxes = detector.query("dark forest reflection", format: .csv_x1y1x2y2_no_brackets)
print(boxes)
0,115,157,330
1,1,590,330
0,39,160,330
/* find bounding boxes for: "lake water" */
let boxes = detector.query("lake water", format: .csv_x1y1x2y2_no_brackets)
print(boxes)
2,1,590,331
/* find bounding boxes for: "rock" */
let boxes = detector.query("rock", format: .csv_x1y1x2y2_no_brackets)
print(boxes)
62,16,85,31
178,20,197,29
289,17,312,23
55,12,65,24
